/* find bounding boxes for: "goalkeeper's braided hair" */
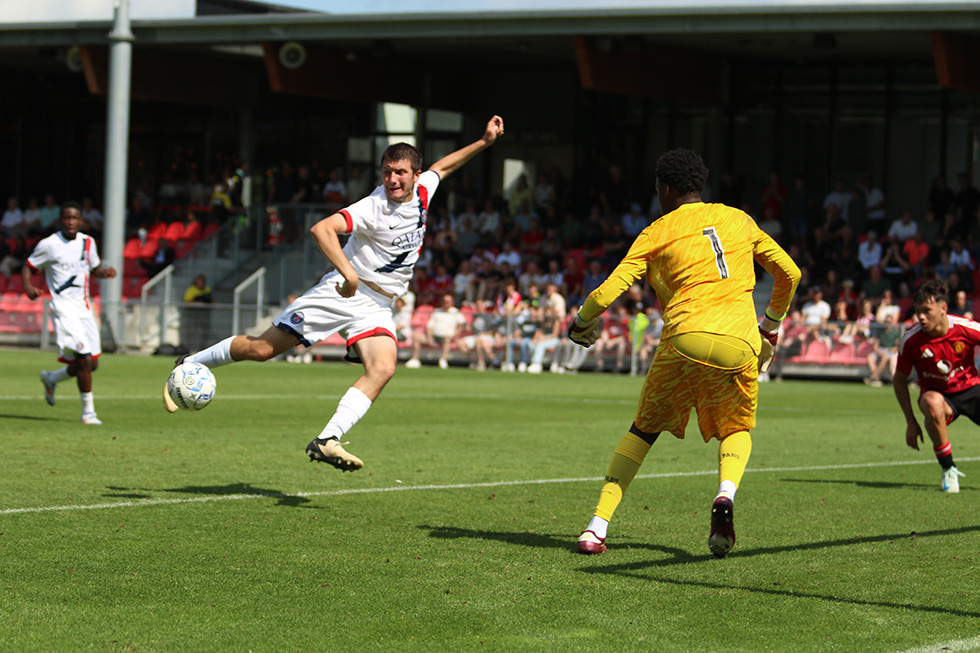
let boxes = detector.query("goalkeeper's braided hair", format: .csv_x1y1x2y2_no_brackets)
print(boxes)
655,149,709,195
913,279,949,307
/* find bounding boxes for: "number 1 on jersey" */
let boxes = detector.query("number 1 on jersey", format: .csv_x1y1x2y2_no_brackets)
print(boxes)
702,227,730,279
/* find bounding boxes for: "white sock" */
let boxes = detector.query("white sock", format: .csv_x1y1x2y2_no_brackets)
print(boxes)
317,387,373,441
586,515,609,539
187,336,236,369
716,480,738,501
80,392,95,415
50,367,71,384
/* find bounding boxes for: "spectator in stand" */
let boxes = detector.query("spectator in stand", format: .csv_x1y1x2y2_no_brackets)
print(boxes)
582,259,605,297
875,288,901,323
345,166,368,202
127,195,150,232
211,182,232,223
561,211,582,248
405,293,468,369
801,285,832,341
887,210,918,243
929,176,954,223
599,165,627,218
563,256,585,306
541,257,564,291
621,202,647,238
718,171,744,209
821,269,843,310
600,223,629,268
21,198,41,234
412,267,434,307
453,259,475,305
593,302,631,371
527,282,568,373
862,174,887,233
920,210,942,251
761,170,787,222
950,289,972,318
429,264,454,299
879,235,911,286
456,299,498,371
935,248,954,281
949,238,974,283
495,240,522,271
955,172,980,223
322,168,349,214
181,274,213,353
80,198,103,235
511,198,538,237
508,173,533,217
2,197,24,237
636,306,664,369
0,236,27,278
141,239,176,278
903,231,930,276
186,171,209,206
860,264,891,303
533,172,556,214
581,204,606,247
495,276,522,316
517,260,543,298
823,179,851,226
267,161,297,205
519,217,545,260
392,295,413,345
503,300,543,373
38,194,60,230
786,175,811,247
477,198,500,245
864,312,901,387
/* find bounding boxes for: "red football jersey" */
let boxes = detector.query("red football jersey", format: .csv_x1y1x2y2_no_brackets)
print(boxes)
897,315,980,393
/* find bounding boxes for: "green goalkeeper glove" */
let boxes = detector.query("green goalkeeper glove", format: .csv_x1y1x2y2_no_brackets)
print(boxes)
568,313,600,347
758,313,782,373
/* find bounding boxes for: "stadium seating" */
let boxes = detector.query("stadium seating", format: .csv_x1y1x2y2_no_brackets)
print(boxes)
164,221,185,242
182,221,203,241
123,238,143,259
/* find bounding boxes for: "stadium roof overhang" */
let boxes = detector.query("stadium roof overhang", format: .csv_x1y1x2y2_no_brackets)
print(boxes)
2,2,980,105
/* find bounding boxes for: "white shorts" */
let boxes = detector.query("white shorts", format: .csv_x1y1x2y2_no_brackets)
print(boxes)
274,271,397,355
53,313,102,363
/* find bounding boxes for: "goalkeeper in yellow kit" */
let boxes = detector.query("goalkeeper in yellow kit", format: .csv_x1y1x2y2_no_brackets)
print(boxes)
571,149,800,557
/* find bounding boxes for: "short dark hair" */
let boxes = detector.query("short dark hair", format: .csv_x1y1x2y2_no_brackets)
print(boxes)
655,149,709,195
61,200,81,215
382,143,423,173
913,279,949,306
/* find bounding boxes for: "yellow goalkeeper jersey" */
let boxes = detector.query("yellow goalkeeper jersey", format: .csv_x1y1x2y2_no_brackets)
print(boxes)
581,202,800,354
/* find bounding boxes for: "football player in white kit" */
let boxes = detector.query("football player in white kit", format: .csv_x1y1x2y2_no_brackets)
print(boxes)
166,115,505,471
23,202,117,424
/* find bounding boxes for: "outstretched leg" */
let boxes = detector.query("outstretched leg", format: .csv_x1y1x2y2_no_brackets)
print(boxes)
578,424,659,554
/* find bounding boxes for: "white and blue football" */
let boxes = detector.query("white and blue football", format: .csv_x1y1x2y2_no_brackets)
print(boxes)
167,362,217,411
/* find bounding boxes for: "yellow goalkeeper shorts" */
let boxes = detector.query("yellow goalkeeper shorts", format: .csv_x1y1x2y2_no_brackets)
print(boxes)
633,333,758,442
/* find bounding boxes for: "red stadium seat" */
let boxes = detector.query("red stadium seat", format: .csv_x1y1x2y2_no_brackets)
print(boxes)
140,239,159,259
201,222,220,240
146,222,167,240
6,275,24,294
164,222,185,242
828,341,854,363
182,221,203,241
855,340,875,359
123,237,143,259
410,306,433,328
176,241,197,259
799,339,830,363
123,259,145,277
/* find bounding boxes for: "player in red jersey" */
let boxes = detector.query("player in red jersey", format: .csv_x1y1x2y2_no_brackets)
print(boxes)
893,279,980,492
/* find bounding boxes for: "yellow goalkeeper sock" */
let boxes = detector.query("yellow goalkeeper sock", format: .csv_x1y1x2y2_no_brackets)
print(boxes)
594,433,653,521
717,431,752,499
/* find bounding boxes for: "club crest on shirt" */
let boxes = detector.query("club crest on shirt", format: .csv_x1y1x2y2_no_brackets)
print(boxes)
290,312,304,325
954,341,968,355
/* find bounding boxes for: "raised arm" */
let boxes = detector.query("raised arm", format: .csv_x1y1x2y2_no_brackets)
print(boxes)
427,115,505,180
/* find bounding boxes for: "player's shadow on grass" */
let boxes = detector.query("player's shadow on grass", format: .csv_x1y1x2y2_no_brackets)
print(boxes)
104,483,314,508
580,523,980,618
781,477,950,491
418,525,689,558
0,413,58,421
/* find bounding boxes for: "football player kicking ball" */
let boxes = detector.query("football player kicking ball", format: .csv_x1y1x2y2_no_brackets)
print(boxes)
569,149,800,557
23,202,117,425
164,115,505,471
893,279,979,493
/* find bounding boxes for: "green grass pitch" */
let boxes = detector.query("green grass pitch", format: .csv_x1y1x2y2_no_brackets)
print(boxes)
2,349,979,651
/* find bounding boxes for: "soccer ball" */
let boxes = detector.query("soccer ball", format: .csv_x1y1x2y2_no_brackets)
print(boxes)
167,362,217,411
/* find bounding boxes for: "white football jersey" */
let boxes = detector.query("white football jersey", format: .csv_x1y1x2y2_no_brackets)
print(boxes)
26,231,101,318
339,170,439,297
